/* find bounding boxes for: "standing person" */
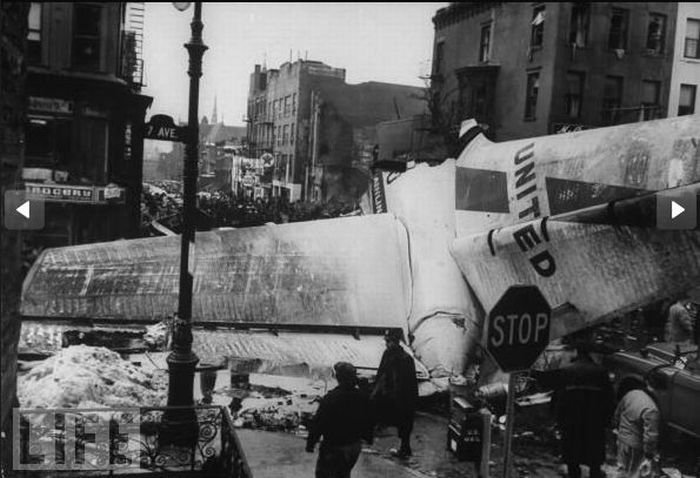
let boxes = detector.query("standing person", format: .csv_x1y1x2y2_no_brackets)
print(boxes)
370,329,418,458
306,362,373,478
664,300,694,344
536,340,614,478
613,377,661,478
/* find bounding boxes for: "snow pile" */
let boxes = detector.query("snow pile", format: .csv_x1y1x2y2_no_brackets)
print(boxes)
18,345,167,408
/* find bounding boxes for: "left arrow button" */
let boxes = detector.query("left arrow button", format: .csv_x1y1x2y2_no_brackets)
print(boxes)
16,201,30,219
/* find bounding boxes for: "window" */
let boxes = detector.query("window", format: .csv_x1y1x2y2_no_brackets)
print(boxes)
26,117,73,169
646,13,666,54
566,72,585,118
679,84,697,116
27,3,42,63
283,125,289,144
569,3,590,47
685,19,700,59
290,123,295,144
292,93,297,115
284,96,290,116
433,41,444,75
531,6,545,48
641,80,661,120
72,3,103,70
524,72,540,120
608,8,629,50
602,76,623,124
479,24,491,62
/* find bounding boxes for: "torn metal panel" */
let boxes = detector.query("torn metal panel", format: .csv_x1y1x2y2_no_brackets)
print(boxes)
450,218,700,341
18,320,430,381
21,214,411,330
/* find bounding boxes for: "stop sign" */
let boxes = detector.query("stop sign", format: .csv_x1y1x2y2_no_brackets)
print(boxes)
486,285,551,372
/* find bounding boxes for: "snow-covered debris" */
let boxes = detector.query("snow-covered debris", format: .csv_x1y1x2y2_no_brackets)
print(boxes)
18,345,167,409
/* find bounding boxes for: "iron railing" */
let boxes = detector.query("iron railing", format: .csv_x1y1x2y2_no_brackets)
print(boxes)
15,405,252,478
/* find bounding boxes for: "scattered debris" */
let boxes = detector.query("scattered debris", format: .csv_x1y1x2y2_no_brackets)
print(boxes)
18,345,167,408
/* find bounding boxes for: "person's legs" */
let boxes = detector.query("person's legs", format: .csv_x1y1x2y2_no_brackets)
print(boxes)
587,462,604,478
397,416,413,456
565,463,581,478
337,442,362,478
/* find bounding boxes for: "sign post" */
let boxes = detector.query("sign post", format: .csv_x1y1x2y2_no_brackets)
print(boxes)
485,285,552,478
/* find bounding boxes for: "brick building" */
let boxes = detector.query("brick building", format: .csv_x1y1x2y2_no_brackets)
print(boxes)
246,60,426,203
0,1,30,460
22,2,152,249
431,2,679,141
667,2,700,116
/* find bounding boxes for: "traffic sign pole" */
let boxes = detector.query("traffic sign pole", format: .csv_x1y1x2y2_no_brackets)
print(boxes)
502,372,517,478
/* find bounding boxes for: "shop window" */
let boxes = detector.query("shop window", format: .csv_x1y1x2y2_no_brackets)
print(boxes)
569,3,590,48
531,6,545,48
27,3,42,63
602,76,623,124
72,3,103,70
479,24,491,62
524,72,540,120
641,80,661,121
679,84,697,116
566,72,585,119
646,13,666,54
685,19,700,59
608,8,629,51
25,117,73,170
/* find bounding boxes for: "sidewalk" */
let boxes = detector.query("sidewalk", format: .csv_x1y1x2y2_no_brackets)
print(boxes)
237,429,429,478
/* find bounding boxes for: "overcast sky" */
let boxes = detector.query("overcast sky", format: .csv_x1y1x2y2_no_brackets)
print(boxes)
142,2,444,128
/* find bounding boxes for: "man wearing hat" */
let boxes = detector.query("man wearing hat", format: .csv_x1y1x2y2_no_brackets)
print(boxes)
306,362,373,478
535,330,614,478
371,328,419,458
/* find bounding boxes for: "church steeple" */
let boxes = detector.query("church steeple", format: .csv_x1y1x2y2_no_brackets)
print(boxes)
212,95,218,125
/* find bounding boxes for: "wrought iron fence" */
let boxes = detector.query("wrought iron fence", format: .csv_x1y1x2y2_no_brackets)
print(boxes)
14,405,252,477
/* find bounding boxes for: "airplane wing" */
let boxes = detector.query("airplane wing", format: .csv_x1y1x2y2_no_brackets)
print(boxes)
450,182,700,341
20,214,444,379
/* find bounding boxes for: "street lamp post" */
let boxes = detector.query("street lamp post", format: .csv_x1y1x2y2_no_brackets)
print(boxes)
167,1,207,412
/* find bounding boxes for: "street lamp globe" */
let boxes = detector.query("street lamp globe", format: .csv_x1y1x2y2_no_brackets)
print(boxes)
172,2,191,12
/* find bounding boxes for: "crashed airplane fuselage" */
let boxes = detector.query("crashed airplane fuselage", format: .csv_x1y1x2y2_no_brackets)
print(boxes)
21,115,700,377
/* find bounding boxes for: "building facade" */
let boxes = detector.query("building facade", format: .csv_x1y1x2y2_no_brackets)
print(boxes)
23,2,152,249
432,2,678,141
0,1,30,460
246,60,426,203
667,2,700,116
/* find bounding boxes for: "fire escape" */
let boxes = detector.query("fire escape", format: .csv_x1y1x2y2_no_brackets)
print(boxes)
119,2,145,90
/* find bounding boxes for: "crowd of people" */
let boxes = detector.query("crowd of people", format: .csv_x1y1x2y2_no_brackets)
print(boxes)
140,183,360,235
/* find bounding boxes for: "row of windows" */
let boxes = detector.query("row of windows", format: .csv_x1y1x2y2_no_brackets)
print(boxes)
249,122,296,147
522,72,692,122
453,6,700,71
27,2,106,70
528,4,670,54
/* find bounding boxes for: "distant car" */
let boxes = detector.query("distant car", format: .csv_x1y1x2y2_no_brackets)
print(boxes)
603,342,700,439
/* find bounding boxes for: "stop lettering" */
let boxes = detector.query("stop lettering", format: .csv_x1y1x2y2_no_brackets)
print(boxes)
489,313,549,347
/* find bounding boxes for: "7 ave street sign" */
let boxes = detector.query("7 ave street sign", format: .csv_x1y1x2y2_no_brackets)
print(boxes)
144,114,189,143
486,285,551,372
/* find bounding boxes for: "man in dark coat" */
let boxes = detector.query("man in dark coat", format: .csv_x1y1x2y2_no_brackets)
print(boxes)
371,329,419,458
536,341,614,478
306,362,373,478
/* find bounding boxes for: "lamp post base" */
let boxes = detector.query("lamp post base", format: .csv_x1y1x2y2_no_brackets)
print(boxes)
161,351,199,446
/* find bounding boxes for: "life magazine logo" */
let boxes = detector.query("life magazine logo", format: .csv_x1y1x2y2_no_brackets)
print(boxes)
13,408,141,471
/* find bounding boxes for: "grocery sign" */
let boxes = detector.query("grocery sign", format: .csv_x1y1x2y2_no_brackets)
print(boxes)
25,183,126,204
